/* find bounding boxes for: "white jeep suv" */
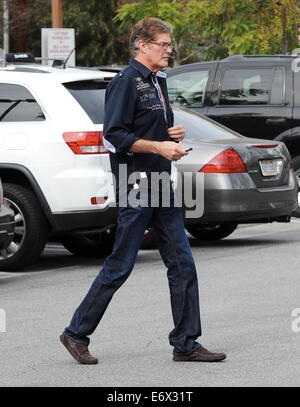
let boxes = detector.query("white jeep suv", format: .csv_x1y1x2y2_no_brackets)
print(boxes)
0,56,118,270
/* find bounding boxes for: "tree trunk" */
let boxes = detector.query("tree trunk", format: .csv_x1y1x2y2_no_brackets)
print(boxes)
280,6,288,53
9,0,29,52
172,41,181,67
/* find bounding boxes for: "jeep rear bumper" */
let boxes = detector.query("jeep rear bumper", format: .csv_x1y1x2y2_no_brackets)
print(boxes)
52,206,118,235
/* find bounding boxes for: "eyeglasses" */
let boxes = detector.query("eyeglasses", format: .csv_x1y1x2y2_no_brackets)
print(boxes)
148,41,174,51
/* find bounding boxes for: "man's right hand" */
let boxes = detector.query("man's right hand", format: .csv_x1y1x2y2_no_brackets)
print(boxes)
156,141,188,161
130,139,188,161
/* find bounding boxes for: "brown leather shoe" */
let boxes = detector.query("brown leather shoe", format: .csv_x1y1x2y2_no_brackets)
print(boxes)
173,346,226,362
60,333,98,365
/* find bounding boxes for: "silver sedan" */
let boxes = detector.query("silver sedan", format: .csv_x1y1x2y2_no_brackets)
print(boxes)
142,106,298,246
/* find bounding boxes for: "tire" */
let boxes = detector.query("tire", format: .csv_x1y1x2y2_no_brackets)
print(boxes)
185,222,238,241
1,183,48,271
60,228,116,258
140,226,158,250
292,155,300,218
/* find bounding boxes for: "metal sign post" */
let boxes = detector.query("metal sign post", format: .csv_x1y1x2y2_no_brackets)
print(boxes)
0,48,5,67
3,0,9,53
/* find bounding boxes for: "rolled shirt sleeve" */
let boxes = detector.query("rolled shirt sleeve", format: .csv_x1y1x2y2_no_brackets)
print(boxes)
103,75,140,154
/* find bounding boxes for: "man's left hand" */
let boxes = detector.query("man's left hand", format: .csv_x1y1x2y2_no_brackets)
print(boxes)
168,125,185,142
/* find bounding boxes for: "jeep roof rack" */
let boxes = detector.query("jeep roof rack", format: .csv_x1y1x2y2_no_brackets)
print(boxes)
0,50,72,69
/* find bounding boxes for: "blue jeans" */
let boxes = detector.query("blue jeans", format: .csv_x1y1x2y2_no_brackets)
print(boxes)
64,190,202,355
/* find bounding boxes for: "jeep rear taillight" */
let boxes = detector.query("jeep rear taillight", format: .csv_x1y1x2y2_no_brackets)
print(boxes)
63,131,108,154
199,148,247,173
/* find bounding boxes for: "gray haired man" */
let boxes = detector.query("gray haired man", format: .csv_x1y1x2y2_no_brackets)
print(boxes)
60,17,226,365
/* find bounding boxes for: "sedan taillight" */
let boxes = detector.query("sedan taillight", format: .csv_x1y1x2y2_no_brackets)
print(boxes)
199,149,247,173
63,131,108,154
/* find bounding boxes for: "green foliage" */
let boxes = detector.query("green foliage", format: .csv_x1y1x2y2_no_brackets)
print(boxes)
115,0,300,63
114,0,206,66
1,0,300,66
62,0,124,66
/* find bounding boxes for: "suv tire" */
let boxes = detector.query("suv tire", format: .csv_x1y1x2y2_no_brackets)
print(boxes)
60,228,116,258
1,183,48,271
185,222,238,241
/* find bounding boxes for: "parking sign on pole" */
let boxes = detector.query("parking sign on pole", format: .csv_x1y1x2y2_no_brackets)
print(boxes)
41,28,76,66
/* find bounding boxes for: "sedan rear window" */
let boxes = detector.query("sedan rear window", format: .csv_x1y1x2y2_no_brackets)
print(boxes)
63,80,107,124
173,106,244,141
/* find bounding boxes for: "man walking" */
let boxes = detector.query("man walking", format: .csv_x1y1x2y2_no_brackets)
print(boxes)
60,17,226,364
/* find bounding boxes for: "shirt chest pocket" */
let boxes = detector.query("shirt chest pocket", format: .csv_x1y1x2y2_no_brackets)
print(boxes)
137,89,162,110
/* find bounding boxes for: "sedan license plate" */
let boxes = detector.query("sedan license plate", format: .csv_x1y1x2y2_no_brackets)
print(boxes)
259,159,283,177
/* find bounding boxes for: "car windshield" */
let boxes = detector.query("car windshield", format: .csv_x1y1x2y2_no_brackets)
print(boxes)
63,80,107,124
173,106,244,142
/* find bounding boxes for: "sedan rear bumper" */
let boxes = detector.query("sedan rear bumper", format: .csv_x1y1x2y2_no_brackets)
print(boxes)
196,188,297,223
182,170,298,224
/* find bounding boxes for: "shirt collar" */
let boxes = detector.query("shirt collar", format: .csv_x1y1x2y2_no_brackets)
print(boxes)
129,58,166,79
156,70,166,79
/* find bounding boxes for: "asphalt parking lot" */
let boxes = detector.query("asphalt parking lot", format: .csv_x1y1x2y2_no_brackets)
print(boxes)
0,221,300,387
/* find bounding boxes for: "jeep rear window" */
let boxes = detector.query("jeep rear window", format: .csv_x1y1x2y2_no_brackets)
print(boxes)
0,83,45,122
63,80,107,124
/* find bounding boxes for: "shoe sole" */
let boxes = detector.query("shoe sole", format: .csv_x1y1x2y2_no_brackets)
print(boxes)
173,354,226,362
60,334,98,365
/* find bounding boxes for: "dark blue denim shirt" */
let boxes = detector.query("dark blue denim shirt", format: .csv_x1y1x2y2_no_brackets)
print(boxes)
103,58,174,184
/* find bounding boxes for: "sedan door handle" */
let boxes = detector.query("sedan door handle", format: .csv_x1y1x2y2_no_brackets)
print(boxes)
265,118,287,126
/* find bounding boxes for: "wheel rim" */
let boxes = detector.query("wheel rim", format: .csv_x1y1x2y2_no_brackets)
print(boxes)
0,198,26,260
295,168,300,207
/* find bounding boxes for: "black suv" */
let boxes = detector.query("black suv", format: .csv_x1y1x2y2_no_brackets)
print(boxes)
0,178,15,252
167,55,300,213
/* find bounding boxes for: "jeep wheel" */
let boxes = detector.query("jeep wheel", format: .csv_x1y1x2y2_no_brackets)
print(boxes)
60,228,116,258
185,222,238,241
292,156,300,218
0,183,48,271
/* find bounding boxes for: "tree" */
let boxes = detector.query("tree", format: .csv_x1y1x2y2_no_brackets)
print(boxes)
114,0,208,66
114,0,300,63
1,0,300,65
0,0,52,53
0,0,31,52
62,0,125,66
257,0,300,54
0,0,127,66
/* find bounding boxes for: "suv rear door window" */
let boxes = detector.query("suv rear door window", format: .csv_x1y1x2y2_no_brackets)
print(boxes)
0,83,45,122
167,70,209,107
63,80,107,124
219,69,276,105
